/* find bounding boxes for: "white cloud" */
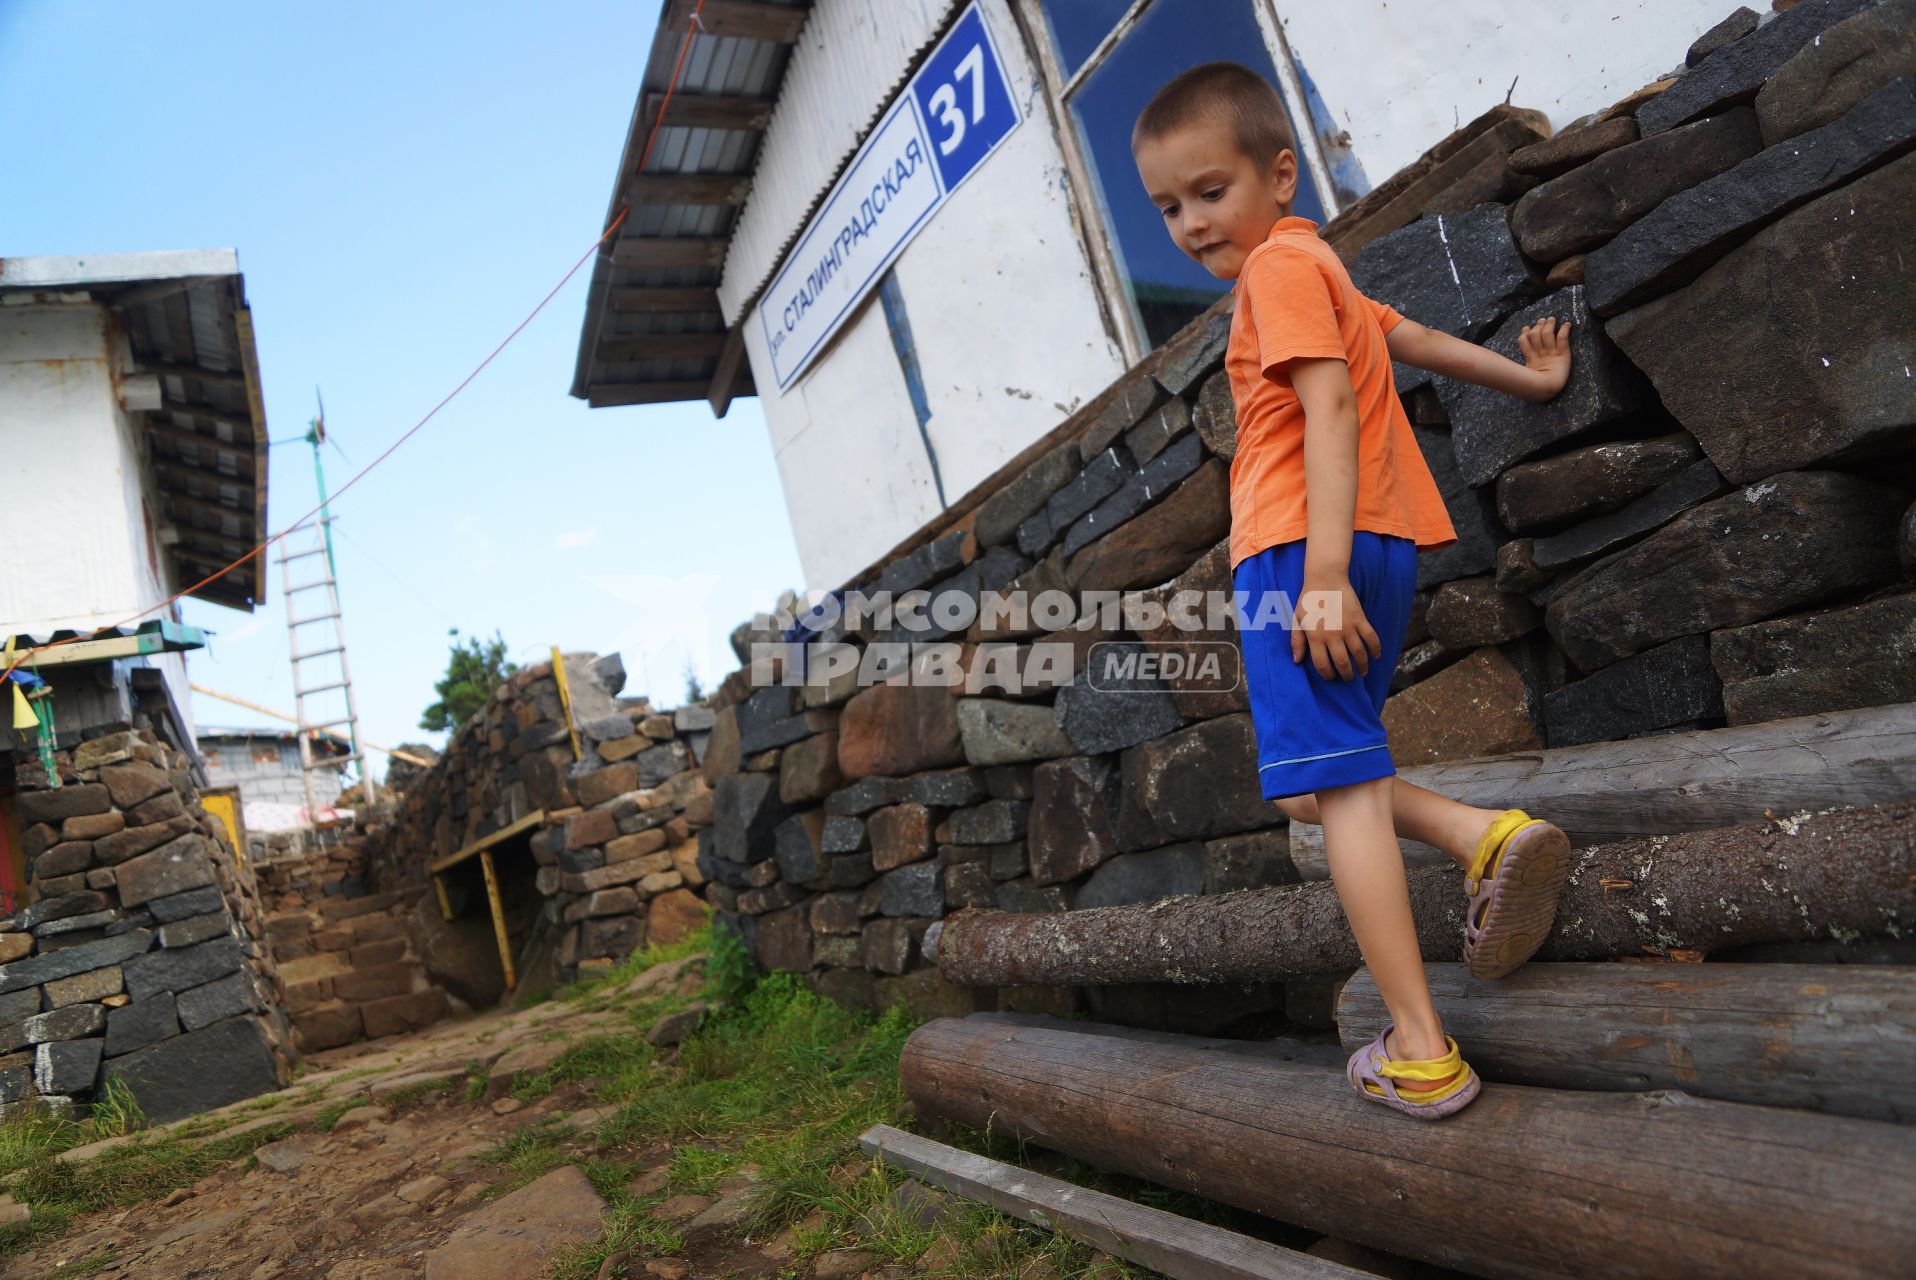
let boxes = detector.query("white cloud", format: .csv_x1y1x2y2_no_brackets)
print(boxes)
553,528,599,551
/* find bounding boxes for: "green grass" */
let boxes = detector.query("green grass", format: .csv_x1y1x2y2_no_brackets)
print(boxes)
0,1108,294,1255
546,932,1147,1280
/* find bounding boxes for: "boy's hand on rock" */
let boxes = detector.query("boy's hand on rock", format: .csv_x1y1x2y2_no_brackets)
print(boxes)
1517,316,1573,402
1292,573,1381,682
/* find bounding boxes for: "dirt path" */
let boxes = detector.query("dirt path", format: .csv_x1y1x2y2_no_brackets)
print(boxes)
0,964,911,1280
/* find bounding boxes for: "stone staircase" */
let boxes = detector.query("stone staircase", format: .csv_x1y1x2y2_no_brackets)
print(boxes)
264,890,451,1052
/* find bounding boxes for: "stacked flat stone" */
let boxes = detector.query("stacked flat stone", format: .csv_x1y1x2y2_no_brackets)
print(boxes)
3,728,290,1124
690,3,1916,1026
366,652,716,989
265,884,450,1051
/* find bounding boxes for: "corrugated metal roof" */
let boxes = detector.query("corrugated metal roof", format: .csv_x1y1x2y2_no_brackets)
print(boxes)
0,250,270,612
716,0,959,320
570,0,811,412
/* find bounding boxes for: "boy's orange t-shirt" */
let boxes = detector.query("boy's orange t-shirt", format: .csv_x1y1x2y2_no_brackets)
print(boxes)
1223,216,1457,570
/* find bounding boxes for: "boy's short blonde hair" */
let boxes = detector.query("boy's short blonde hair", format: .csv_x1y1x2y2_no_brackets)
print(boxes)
1131,61,1297,168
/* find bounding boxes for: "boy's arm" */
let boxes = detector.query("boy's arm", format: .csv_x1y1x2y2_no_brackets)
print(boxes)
1289,357,1382,682
1386,316,1572,402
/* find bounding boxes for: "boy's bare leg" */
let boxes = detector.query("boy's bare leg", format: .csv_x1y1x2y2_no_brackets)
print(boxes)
1315,777,1453,1089
1283,778,1506,871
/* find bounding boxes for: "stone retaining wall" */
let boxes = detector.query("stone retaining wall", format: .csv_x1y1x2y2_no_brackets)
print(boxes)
693,1,1916,1028
2,728,291,1123
368,653,716,988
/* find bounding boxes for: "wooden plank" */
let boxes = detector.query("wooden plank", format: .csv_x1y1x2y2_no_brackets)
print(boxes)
159,398,254,433
1338,962,1916,1123
608,286,723,314
858,1124,1376,1280
608,237,728,269
646,91,774,132
1288,702,1916,878
902,1014,1916,1280
626,173,753,206
150,461,255,502
707,322,748,418
480,849,517,991
936,802,1916,987
133,358,246,386
585,380,710,407
162,489,248,528
432,874,454,923
428,809,547,875
664,0,809,44
144,419,250,458
596,333,728,362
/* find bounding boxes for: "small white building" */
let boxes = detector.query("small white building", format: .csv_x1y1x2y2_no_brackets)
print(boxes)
573,0,1742,592
0,249,269,773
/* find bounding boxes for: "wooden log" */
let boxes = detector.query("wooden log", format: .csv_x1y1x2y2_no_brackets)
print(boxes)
936,802,1916,987
1288,702,1916,878
901,1013,1916,1280
858,1124,1375,1280
1337,962,1916,1123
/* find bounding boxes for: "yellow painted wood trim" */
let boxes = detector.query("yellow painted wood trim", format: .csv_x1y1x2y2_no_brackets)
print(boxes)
427,809,547,875
550,645,582,762
480,848,517,991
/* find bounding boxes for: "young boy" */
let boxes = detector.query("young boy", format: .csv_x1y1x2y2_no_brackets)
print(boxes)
1133,62,1575,1120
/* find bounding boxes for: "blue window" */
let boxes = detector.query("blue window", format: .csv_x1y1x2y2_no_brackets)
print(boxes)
1034,0,1337,350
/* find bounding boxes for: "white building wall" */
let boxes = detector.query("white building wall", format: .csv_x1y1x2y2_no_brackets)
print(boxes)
0,299,194,732
731,0,1749,592
1275,0,1742,186
720,0,962,318
740,0,1128,592
0,302,153,633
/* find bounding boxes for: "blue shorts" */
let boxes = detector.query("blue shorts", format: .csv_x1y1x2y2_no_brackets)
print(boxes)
1234,532,1417,800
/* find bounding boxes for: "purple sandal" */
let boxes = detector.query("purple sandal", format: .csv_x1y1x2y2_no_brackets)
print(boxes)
1462,809,1570,980
1346,1022,1480,1120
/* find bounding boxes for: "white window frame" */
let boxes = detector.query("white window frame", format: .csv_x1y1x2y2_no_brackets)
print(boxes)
1012,0,1343,363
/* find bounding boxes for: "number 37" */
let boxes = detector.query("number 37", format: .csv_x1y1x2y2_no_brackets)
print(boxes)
927,44,986,156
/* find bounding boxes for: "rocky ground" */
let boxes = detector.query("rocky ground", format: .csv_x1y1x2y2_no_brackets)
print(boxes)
0,949,1114,1280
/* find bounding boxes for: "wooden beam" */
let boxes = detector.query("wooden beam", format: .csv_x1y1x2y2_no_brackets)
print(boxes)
159,397,254,433
1337,962,1916,1124
133,358,246,387
609,237,728,269
608,286,723,314
480,848,517,991
429,810,547,875
144,419,250,458
859,1124,1374,1280
901,1014,1916,1280
585,380,710,407
596,332,727,362
162,490,249,531
664,0,809,43
151,461,255,503
646,91,774,132
935,802,1916,988
170,524,253,559
707,322,748,418
1286,701,1916,878
625,173,753,206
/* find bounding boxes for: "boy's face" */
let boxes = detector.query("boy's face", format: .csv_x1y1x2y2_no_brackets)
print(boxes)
1135,119,1299,282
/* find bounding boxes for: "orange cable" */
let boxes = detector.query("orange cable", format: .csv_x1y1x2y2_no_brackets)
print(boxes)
5,0,712,684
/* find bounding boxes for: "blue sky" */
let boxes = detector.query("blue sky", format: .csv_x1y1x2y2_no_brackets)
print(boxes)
0,1,804,778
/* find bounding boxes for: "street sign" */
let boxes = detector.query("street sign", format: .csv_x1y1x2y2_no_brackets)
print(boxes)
760,3,1021,392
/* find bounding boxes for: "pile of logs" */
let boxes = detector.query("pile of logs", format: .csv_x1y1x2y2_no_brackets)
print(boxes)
901,704,1916,1276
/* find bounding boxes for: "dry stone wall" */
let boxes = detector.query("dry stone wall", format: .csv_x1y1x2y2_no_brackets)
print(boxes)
368,653,715,989
693,2,1916,1029
3,728,291,1123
